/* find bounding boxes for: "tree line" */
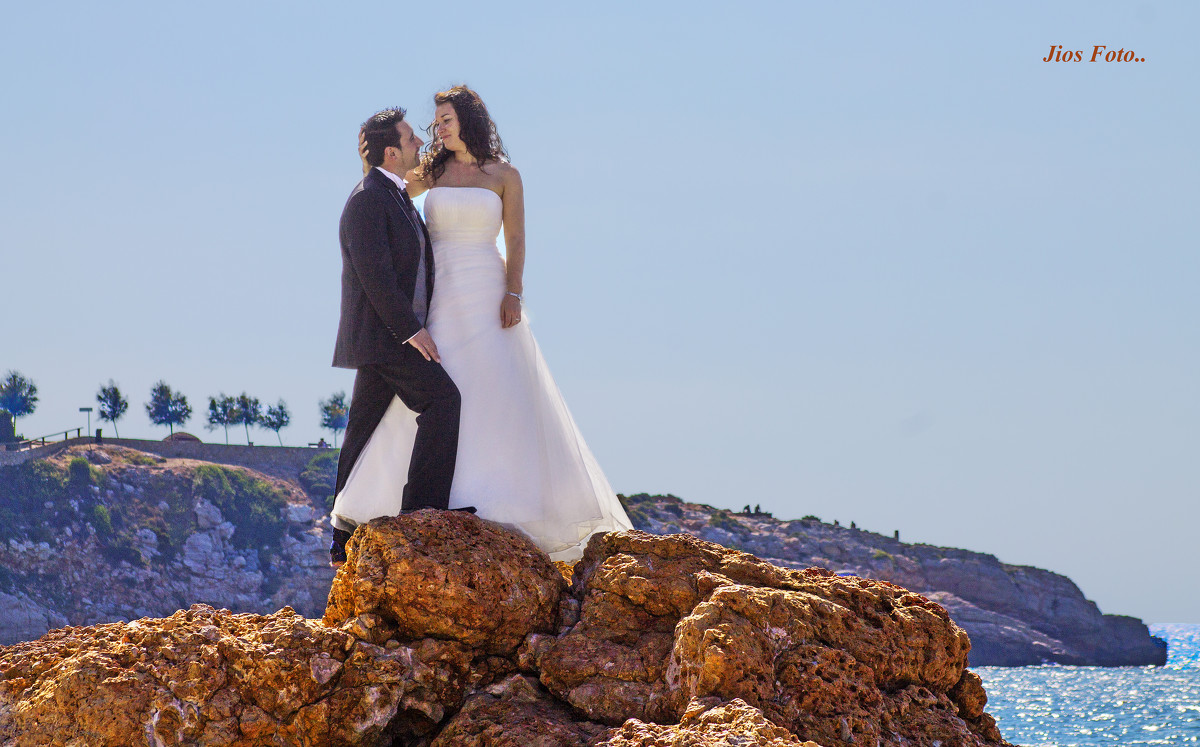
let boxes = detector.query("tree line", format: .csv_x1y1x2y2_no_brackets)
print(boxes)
1,370,352,447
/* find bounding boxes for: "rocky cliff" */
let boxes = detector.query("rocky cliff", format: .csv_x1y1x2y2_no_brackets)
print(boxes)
0,445,1165,667
0,512,1014,746
0,445,333,646
621,494,1166,667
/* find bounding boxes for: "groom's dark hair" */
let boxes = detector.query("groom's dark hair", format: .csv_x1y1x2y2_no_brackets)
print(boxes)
361,107,407,168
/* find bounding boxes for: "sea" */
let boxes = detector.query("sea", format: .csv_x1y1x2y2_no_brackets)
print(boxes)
976,624,1200,746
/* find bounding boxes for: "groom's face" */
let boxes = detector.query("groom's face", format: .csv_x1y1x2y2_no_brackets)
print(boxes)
387,121,423,172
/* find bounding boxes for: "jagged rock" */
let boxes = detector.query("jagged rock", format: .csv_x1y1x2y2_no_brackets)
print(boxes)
323,511,565,655
930,588,1165,668
668,584,979,745
286,503,317,523
430,674,606,746
536,531,1008,746
0,591,68,647
553,560,574,583
618,494,1165,667
0,447,340,643
0,604,469,746
0,521,1020,746
595,698,824,746
946,669,1005,740
0,448,1163,671
926,591,1084,666
6,539,52,563
193,498,224,529
1079,613,1169,667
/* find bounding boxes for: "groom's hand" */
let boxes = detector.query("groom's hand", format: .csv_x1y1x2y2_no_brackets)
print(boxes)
406,328,441,363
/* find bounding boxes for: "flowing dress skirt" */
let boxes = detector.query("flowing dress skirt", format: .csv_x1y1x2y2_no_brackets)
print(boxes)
330,187,631,561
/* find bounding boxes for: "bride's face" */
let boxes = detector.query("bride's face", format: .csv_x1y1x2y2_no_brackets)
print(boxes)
434,103,464,152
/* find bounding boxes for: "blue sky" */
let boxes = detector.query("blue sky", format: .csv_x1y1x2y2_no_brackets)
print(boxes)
2,2,1196,621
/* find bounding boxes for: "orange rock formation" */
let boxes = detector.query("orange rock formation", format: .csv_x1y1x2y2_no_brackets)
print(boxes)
0,511,1013,746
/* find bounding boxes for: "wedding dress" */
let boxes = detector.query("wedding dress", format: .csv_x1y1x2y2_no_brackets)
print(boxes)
330,186,632,561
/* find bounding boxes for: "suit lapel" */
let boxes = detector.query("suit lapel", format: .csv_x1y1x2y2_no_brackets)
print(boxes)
368,168,434,298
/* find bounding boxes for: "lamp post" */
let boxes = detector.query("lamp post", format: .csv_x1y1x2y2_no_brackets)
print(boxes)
79,406,93,437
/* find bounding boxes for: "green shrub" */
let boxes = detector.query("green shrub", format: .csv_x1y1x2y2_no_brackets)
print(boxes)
191,465,287,552
300,450,338,509
193,464,234,504
68,457,96,497
90,505,113,537
0,505,18,542
709,510,744,533
801,515,821,523
872,548,893,561
100,535,145,567
147,482,194,562
614,494,650,529
123,452,160,467
626,506,650,528
0,462,68,542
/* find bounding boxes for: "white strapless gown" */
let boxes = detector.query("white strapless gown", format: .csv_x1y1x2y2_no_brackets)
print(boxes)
330,186,632,561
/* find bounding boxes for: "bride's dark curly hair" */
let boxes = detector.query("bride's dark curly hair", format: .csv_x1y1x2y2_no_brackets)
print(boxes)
417,85,508,184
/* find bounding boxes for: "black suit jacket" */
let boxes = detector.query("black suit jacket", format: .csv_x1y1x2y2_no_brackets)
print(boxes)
332,168,435,369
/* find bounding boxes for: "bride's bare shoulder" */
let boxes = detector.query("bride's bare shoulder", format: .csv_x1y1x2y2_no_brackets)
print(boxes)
479,159,516,177
490,161,522,190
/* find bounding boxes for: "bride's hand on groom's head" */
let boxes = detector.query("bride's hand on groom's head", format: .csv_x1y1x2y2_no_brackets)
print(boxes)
359,128,370,176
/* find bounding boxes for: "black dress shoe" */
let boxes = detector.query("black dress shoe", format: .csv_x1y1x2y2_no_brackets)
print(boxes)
329,528,352,566
399,506,477,515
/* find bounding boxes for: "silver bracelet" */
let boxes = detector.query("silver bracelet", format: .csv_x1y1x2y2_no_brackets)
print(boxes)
506,291,523,302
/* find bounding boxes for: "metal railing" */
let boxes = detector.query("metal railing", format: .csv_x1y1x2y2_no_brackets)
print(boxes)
2,430,338,452
3,428,84,451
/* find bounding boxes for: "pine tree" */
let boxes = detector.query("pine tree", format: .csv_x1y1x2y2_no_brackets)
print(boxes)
235,393,262,444
206,394,238,444
96,380,129,437
145,381,191,435
261,400,291,446
0,371,38,434
319,392,349,447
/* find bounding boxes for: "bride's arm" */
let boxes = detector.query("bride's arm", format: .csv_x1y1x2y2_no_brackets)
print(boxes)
499,164,525,329
404,167,430,198
358,129,370,176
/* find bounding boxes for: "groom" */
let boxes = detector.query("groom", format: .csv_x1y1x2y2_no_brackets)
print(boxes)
330,107,463,565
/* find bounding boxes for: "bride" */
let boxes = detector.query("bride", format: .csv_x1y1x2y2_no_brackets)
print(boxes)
330,86,631,562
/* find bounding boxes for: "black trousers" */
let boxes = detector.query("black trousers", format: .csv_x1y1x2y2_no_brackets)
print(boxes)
334,350,461,516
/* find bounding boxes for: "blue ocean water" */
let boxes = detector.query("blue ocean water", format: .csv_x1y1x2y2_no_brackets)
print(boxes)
976,624,1200,746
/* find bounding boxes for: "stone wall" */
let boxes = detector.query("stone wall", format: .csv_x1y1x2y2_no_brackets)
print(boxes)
0,437,334,480
0,440,72,468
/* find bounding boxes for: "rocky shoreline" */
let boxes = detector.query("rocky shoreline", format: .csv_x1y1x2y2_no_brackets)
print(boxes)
1,512,1014,746
619,494,1167,667
0,445,1166,668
